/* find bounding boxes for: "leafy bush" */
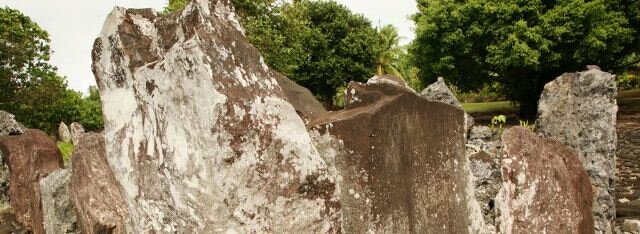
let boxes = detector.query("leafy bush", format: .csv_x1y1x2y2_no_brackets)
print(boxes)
618,73,640,90
451,83,508,103
57,141,73,165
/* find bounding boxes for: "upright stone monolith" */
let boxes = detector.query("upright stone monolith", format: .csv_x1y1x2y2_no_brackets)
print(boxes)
537,68,618,233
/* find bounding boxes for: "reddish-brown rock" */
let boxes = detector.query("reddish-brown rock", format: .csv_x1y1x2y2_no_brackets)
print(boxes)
310,81,483,233
273,72,327,122
70,133,129,233
0,129,64,234
496,127,594,233
92,1,338,232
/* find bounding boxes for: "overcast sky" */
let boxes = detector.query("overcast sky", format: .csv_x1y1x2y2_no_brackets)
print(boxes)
1,0,417,93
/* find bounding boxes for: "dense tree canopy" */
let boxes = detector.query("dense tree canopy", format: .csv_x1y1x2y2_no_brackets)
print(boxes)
0,7,103,134
411,0,640,117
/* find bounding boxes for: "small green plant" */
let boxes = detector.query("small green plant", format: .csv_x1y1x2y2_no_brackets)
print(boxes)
490,115,507,135
519,120,536,132
57,141,74,165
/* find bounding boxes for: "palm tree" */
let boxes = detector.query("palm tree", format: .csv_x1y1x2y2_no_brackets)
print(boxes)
375,25,403,77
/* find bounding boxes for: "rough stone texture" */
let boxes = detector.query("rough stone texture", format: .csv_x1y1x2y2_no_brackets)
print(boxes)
58,122,72,142
309,81,484,233
0,111,25,136
537,68,618,233
92,1,339,232
367,74,413,91
69,122,85,145
39,169,78,234
0,129,64,234
420,77,474,135
465,126,502,232
273,72,327,122
420,77,462,108
622,219,640,233
616,120,640,224
70,133,129,234
496,127,595,234
0,111,25,204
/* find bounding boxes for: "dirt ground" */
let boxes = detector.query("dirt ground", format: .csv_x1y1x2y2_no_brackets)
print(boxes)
615,96,640,221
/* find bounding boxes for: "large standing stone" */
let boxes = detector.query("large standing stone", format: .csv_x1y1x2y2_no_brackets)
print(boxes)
420,77,474,135
58,122,71,142
0,129,64,234
496,127,594,233
70,133,129,234
0,111,25,136
537,68,618,233
69,122,85,145
309,81,484,233
40,169,78,234
92,1,339,232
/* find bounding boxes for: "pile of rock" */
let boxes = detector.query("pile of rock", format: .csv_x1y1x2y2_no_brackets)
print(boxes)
0,0,625,233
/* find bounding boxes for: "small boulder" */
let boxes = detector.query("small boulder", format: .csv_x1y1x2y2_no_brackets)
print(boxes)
0,111,25,136
70,133,129,234
420,77,474,135
40,169,78,233
69,122,85,145
420,77,462,108
496,127,594,233
537,68,618,232
58,122,71,142
0,129,64,233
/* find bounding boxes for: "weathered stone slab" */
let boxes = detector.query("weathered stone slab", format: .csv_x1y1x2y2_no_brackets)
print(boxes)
537,68,618,233
70,133,129,234
496,127,594,233
69,122,85,145
92,1,339,232
0,129,64,233
58,122,71,142
40,168,78,234
310,81,483,233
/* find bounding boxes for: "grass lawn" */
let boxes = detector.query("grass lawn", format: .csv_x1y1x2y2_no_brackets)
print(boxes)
462,101,516,114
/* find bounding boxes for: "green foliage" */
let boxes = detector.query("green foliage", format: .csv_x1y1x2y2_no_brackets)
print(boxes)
269,1,380,106
0,7,103,134
333,86,347,108
162,0,188,13
452,83,507,103
462,101,516,114
519,120,536,132
375,25,403,77
411,0,640,117
57,141,74,165
0,7,55,114
490,115,507,134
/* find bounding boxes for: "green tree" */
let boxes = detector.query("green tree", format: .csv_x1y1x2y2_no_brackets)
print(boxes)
283,1,380,106
78,86,103,132
411,0,639,117
0,7,104,134
0,7,55,113
375,25,403,77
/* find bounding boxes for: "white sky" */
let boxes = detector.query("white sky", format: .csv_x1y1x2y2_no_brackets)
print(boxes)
0,0,417,93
